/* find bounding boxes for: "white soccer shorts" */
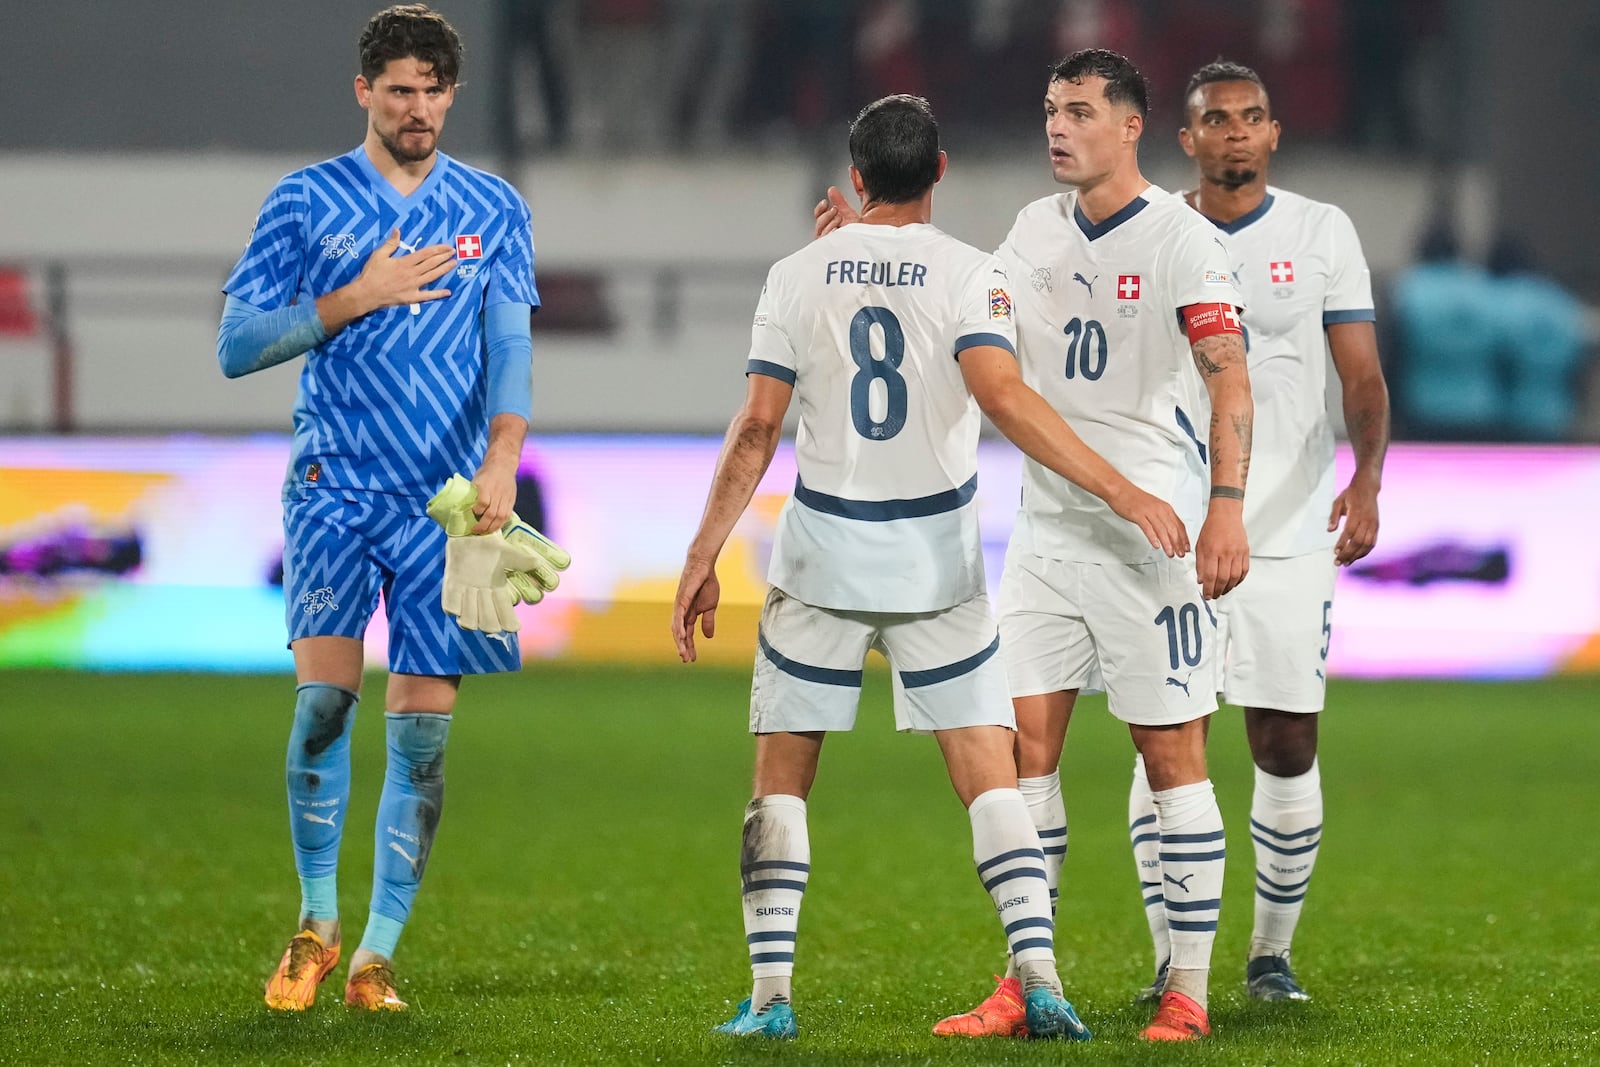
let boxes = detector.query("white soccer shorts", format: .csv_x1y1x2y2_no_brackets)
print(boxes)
1212,550,1337,713
749,586,1014,735
997,548,1218,726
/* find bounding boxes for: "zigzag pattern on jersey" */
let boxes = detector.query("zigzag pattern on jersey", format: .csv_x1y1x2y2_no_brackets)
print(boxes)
380,506,521,677
224,176,308,308
228,150,535,503
284,496,521,676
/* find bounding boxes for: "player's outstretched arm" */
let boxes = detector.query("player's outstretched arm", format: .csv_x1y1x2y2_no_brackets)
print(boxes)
812,186,859,239
959,344,1189,558
673,375,792,662
1327,320,1390,565
314,229,458,336
1187,312,1253,599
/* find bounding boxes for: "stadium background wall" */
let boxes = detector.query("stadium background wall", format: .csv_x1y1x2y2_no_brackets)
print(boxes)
2,435,1596,679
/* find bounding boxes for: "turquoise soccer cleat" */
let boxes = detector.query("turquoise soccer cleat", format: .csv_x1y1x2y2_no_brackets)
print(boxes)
1022,987,1092,1041
712,997,798,1039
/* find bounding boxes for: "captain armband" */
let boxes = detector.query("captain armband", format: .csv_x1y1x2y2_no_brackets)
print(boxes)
1182,302,1244,342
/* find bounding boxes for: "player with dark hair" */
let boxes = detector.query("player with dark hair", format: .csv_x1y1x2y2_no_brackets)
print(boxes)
217,3,555,1013
817,50,1252,1043
1120,57,1391,1005
676,92,1189,1042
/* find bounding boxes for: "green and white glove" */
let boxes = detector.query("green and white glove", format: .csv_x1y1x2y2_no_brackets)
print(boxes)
427,474,573,623
439,529,547,633
502,512,571,605
427,474,487,537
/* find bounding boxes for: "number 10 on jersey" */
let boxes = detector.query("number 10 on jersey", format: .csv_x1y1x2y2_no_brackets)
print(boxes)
1063,317,1108,380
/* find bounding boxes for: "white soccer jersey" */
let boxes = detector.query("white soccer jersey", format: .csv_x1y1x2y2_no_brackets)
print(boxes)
998,185,1242,565
1198,187,1375,557
747,222,1018,613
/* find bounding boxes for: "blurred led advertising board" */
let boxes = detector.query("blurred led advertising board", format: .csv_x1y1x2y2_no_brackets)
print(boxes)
2,436,1597,677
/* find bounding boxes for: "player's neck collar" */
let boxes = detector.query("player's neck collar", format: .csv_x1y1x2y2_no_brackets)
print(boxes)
353,144,451,211
1200,191,1275,234
1073,194,1149,241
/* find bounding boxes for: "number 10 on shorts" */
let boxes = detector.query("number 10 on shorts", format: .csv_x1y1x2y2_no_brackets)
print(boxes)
1155,603,1203,669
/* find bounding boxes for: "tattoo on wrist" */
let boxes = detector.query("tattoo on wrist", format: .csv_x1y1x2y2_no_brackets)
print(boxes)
1210,486,1245,501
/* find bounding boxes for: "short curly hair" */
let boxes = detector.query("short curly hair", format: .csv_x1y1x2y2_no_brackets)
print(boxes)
359,4,463,86
1184,59,1265,102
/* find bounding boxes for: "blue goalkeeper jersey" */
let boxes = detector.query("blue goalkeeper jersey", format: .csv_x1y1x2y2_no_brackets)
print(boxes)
224,146,539,507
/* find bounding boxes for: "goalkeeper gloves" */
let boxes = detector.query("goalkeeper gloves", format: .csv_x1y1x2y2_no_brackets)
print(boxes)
439,529,545,633
426,474,572,631
502,511,571,604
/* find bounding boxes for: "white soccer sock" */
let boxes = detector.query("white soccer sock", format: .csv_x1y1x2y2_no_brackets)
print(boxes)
739,794,809,1012
970,787,1059,995
1020,772,1068,908
1250,759,1322,959
1005,773,1067,979
1129,755,1170,979
1153,778,1226,1008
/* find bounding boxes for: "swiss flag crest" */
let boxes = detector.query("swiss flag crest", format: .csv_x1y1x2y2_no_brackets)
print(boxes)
455,234,483,260
1270,260,1295,283
1117,274,1141,300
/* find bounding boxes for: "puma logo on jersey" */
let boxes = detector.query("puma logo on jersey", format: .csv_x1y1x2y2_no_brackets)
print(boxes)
1165,872,1196,893
301,811,337,827
1073,272,1098,297
388,841,420,869
1165,675,1192,696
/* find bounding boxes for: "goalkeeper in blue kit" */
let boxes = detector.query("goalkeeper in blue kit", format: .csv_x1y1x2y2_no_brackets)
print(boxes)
216,4,565,1012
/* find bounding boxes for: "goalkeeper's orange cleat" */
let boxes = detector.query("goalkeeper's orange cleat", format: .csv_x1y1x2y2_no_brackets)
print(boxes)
264,929,341,1011
1140,990,1211,1042
345,962,409,1012
931,975,1029,1038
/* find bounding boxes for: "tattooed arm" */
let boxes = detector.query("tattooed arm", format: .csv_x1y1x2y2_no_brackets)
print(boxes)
1192,330,1253,599
1327,320,1390,564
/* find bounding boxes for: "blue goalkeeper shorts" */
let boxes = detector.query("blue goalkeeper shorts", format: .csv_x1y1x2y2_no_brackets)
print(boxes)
281,492,521,676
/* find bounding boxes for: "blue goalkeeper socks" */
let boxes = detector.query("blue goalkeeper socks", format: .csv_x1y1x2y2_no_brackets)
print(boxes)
286,683,358,921
359,712,451,959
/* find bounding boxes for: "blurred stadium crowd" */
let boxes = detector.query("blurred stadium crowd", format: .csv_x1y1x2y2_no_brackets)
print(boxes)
497,0,1450,156
1,0,1597,441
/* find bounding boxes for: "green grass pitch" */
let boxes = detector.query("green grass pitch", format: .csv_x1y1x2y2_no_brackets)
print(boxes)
1,667,1596,1065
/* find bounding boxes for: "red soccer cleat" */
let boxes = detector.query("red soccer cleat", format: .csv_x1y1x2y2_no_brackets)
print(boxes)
1140,990,1211,1041
931,975,1029,1038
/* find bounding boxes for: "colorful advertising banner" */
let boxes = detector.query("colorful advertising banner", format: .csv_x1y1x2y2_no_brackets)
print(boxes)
2,436,1597,677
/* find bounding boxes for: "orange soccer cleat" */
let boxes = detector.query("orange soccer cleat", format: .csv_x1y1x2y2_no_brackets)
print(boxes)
344,961,409,1011
264,929,341,1011
931,975,1029,1038
1140,990,1211,1042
